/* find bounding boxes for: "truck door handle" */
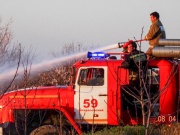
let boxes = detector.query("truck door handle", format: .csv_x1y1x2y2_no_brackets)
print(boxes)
99,94,108,96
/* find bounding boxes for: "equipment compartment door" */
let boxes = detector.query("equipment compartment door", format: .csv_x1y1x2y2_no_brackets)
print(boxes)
74,67,108,124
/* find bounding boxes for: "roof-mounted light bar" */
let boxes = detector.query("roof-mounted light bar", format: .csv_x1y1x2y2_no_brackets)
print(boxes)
87,52,109,59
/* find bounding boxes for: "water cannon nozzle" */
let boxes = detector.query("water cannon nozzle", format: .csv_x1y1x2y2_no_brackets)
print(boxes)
118,42,124,48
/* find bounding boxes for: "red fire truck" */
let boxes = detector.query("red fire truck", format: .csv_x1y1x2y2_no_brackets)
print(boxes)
0,39,180,135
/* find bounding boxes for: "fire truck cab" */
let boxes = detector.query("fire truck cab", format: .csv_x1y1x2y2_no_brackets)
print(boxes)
72,51,179,127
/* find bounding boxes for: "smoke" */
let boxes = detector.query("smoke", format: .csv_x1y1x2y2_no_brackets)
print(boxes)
0,43,120,85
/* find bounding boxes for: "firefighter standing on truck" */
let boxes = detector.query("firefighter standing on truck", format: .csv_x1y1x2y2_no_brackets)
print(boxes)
121,40,146,71
144,11,166,59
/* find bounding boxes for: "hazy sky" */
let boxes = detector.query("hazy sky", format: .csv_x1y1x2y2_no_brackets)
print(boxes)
1,0,180,59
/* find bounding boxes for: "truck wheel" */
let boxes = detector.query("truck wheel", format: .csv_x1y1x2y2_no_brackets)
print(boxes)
30,125,60,135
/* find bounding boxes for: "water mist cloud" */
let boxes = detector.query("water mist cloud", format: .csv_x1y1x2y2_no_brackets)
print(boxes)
0,43,120,85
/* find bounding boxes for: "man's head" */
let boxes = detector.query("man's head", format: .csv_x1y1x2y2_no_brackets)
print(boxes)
150,11,160,22
127,42,137,53
97,68,104,77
